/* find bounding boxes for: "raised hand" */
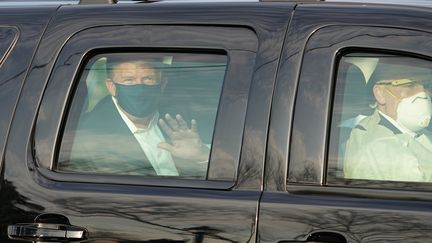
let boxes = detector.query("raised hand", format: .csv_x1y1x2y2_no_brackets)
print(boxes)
158,113,210,162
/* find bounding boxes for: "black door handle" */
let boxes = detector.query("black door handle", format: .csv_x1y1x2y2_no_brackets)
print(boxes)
7,213,88,242
306,231,347,243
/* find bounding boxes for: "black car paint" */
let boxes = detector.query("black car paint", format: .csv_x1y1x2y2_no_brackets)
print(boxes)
1,1,432,243
262,4,432,242
1,2,292,242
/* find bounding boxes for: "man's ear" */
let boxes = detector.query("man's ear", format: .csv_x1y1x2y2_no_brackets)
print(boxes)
373,84,386,105
105,78,116,96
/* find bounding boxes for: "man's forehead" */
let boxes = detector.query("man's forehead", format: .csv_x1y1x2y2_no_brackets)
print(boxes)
116,61,155,69
114,62,158,74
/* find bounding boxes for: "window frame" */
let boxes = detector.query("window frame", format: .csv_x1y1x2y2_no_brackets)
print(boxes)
0,26,18,67
0,26,18,174
34,25,258,189
287,25,432,193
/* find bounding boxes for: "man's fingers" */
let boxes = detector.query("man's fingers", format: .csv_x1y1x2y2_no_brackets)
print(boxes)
176,114,188,130
165,113,179,130
158,142,174,152
159,119,173,136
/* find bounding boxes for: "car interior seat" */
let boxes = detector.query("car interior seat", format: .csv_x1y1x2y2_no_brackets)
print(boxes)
331,60,375,178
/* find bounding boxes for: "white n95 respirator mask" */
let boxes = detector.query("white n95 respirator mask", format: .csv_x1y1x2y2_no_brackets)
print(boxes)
397,92,432,132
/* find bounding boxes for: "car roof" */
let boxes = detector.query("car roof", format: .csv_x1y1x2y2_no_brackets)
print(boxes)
324,0,432,7
0,0,431,8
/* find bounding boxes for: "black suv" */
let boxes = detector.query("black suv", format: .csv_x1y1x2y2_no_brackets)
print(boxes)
2,0,432,242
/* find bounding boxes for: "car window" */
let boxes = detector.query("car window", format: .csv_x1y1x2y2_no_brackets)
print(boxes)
328,52,432,184
57,52,227,179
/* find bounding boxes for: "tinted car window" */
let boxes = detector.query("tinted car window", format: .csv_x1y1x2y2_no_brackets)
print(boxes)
57,52,227,179
328,53,432,184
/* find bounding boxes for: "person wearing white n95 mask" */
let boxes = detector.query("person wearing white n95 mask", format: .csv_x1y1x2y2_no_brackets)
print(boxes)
344,61,432,182
396,91,432,132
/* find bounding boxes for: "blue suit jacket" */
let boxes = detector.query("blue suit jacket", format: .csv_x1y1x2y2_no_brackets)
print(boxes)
59,96,157,176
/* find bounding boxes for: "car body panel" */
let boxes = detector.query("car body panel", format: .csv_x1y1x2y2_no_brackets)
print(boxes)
1,3,293,242
261,4,432,242
2,1,432,243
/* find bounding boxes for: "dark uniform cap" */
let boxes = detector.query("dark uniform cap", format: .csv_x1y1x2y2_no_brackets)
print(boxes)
370,57,432,85
366,56,432,96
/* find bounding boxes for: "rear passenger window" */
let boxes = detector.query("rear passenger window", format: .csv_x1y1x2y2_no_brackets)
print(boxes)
57,52,227,179
328,53,432,184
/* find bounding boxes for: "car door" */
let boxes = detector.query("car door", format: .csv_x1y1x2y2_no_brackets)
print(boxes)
0,5,58,241
260,3,432,243
1,2,293,242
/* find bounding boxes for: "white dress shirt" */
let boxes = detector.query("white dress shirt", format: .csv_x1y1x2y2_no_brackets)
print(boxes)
112,97,179,176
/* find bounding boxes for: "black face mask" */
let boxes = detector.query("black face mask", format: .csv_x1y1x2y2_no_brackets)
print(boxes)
114,83,161,118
